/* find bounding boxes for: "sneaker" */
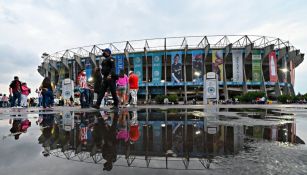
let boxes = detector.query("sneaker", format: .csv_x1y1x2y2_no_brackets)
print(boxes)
91,104,100,109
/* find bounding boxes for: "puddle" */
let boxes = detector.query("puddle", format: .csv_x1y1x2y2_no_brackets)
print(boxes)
0,108,306,174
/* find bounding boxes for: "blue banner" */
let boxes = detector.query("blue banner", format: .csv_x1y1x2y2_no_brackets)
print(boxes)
132,54,143,84
151,53,162,84
191,50,204,83
115,54,124,74
170,51,183,84
85,59,92,81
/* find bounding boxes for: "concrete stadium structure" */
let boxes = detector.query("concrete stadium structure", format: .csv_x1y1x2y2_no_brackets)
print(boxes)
38,35,304,102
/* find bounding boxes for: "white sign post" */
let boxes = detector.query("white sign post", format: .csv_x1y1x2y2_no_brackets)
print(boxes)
204,72,219,105
62,78,74,100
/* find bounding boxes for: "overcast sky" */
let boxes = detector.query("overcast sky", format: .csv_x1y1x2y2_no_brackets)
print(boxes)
0,0,306,96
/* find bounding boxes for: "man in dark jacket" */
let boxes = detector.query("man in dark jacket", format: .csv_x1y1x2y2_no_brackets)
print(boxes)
92,48,119,109
9,76,22,107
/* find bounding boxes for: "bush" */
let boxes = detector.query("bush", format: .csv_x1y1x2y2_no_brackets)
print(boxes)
277,95,293,104
238,91,266,103
154,95,166,104
168,94,178,103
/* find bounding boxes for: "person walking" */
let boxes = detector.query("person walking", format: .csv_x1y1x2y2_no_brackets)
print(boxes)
127,70,139,107
116,69,128,107
1,94,9,108
40,77,54,108
9,76,22,107
92,48,119,109
77,70,90,108
35,88,43,107
21,82,31,107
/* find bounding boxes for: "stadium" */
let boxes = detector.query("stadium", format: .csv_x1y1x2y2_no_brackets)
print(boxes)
37,35,304,102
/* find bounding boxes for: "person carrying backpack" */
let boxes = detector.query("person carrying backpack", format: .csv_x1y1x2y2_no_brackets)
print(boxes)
9,76,22,107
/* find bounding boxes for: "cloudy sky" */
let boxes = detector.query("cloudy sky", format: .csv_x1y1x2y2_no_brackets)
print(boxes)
0,0,306,96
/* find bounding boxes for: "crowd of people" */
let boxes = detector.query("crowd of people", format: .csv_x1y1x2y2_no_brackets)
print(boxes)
2,48,139,110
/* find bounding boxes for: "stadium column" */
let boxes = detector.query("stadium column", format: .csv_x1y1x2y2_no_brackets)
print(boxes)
278,47,289,95
144,47,149,103
260,49,268,97
203,44,210,104
263,45,274,97
164,38,167,96
90,53,97,68
184,44,188,105
287,50,297,95
224,44,232,100
243,43,253,94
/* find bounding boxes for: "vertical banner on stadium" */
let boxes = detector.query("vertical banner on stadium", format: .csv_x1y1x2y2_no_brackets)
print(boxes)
192,50,204,83
115,54,124,74
152,53,162,84
268,51,278,82
291,60,295,85
252,50,262,82
212,50,224,81
85,59,92,81
132,54,143,84
232,50,243,82
171,51,183,83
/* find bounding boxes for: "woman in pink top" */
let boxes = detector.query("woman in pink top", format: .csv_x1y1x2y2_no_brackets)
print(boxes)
21,82,31,107
116,70,128,107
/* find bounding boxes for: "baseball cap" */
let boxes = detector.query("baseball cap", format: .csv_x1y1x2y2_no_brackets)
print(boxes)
103,48,111,54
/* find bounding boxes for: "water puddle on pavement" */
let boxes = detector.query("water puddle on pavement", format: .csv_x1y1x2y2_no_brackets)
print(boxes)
0,107,306,174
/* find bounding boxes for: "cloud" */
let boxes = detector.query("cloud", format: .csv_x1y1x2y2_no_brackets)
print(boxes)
0,0,306,95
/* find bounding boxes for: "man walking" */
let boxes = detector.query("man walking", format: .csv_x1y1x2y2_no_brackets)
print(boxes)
92,48,119,109
9,76,22,107
127,70,139,107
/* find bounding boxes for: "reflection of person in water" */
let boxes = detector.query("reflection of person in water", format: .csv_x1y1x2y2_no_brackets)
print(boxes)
171,54,182,83
212,51,223,81
9,115,31,140
102,111,119,171
37,114,56,157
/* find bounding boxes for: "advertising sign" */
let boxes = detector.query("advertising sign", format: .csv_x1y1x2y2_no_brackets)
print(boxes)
115,54,125,75
132,54,143,84
85,59,92,81
212,50,224,81
252,51,262,82
268,51,278,82
171,51,183,83
62,78,74,100
192,50,204,82
232,50,243,82
206,79,217,99
152,53,162,84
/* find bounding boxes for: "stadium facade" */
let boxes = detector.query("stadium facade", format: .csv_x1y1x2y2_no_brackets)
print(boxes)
37,35,304,101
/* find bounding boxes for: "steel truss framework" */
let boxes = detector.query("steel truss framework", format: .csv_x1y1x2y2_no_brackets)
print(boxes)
38,35,305,101
40,35,303,65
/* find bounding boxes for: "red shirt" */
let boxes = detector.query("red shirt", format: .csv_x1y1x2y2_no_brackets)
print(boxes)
129,73,139,89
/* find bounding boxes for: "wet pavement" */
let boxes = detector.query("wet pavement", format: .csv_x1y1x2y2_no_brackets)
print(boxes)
0,106,307,175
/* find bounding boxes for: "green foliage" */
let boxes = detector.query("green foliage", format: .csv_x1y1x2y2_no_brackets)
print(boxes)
277,95,293,104
168,94,178,103
238,91,266,103
154,95,167,104
154,94,179,104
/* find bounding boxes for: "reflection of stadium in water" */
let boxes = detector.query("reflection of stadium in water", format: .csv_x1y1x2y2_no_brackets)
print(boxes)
37,108,302,170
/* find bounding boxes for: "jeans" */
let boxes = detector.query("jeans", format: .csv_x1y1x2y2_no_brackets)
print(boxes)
11,92,21,107
80,88,90,108
129,89,138,105
42,90,54,108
